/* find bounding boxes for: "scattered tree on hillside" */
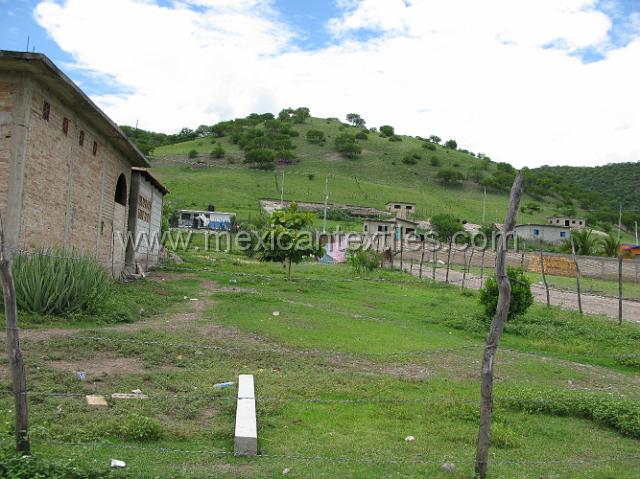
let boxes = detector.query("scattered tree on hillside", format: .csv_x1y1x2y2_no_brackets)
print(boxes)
379,125,395,137
436,168,465,186
335,133,362,159
346,113,366,128
306,129,326,144
428,135,441,144
445,139,458,150
355,130,369,140
244,148,276,170
256,203,323,280
293,107,311,123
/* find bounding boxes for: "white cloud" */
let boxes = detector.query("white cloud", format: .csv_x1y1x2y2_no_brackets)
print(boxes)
34,0,640,168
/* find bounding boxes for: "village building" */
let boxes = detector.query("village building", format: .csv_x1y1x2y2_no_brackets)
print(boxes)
547,216,586,228
126,168,169,271
514,223,570,244
385,201,416,220
0,51,166,277
175,209,235,231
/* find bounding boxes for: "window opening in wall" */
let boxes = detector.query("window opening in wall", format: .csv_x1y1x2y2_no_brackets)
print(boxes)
62,117,69,136
42,101,50,120
92,141,98,156
114,174,127,206
79,130,85,146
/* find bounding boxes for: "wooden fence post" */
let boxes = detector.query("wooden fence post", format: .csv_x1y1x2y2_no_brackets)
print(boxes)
480,249,486,289
445,241,452,283
419,246,425,279
0,212,30,454
475,172,524,479
569,233,583,315
432,249,437,281
539,249,550,307
618,255,623,325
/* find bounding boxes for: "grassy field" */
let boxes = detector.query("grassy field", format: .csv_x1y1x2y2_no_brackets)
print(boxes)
1,251,640,478
149,117,560,227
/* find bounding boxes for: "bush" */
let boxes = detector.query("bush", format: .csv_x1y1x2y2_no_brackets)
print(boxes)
210,144,224,158
504,388,640,439
388,135,402,142
118,413,164,441
479,267,533,323
430,157,441,167
0,451,114,479
355,131,368,140
244,148,276,170
379,125,395,137
5,251,111,316
335,133,362,158
402,154,417,165
306,129,325,144
423,142,436,151
436,168,465,185
188,149,198,159
325,209,352,221
347,246,382,275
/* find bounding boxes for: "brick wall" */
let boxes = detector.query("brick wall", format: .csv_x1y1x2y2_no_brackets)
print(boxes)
5,76,133,277
0,81,16,214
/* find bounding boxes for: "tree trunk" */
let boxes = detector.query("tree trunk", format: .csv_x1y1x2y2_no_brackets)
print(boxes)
569,234,583,315
0,212,30,454
539,249,550,307
287,258,292,281
475,172,524,479
445,241,452,283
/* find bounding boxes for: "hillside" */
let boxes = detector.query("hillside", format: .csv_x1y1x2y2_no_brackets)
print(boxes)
122,111,631,231
530,163,640,228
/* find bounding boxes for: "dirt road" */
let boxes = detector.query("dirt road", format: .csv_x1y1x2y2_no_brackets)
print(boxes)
405,264,640,323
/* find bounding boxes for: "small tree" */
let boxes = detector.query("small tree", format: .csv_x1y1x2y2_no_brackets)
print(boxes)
335,133,362,159
379,125,395,137
346,113,366,128
429,135,441,144
244,148,276,170
479,267,533,323
601,233,620,257
436,168,465,185
306,129,325,144
293,107,310,123
188,149,198,159
445,139,458,150
256,204,323,279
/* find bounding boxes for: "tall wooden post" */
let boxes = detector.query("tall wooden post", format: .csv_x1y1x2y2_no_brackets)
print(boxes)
539,249,550,307
0,212,30,454
479,248,486,289
445,240,452,283
618,255,623,325
569,233,583,315
419,246,425,279
432,249,437,281
475,172,524,479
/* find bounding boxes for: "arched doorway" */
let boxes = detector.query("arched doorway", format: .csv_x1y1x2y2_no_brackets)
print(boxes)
112,174,128,277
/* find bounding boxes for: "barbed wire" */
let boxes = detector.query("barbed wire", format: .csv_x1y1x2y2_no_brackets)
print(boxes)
4,437,640,467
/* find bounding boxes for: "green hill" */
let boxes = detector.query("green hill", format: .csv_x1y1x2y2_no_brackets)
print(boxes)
122,112,634,232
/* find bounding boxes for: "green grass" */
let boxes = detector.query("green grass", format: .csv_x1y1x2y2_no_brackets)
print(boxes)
2,252,639,478
150,117,558,227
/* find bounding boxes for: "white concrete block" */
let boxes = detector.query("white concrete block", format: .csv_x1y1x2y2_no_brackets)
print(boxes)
234,374,257,456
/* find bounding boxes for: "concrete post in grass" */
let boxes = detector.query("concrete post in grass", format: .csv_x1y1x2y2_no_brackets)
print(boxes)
234,374,257,456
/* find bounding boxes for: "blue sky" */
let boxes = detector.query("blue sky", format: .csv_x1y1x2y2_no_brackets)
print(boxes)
1,0,639,167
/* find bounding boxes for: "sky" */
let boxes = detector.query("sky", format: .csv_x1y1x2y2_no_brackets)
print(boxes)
1,0,640,168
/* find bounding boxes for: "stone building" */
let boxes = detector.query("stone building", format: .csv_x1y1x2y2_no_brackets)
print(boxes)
547,216,586,229
385,201,416,220
0,51,162,277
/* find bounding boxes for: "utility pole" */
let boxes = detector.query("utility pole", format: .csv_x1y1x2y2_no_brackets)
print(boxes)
617,205,622,241
635,221,638,245
322,176,329,234
482,187,487,224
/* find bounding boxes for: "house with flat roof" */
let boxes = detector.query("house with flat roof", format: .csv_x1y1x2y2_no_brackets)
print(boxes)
514,224,570,244
547,216,586,229
0,51,166,277
385,201,416,219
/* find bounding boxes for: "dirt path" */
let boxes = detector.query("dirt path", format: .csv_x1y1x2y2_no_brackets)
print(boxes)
405,264,640,323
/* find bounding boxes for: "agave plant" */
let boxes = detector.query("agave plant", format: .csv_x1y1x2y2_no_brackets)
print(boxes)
4,250,112,316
